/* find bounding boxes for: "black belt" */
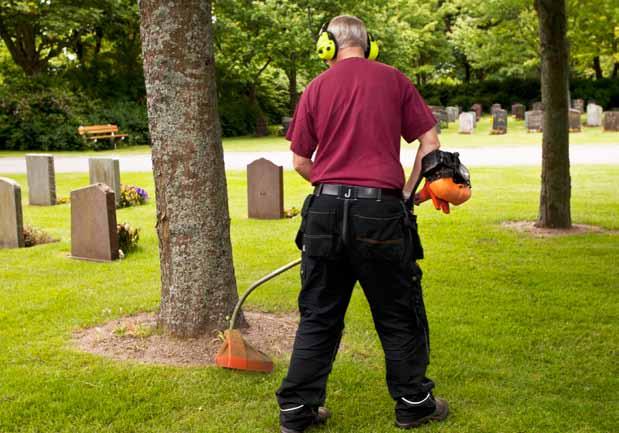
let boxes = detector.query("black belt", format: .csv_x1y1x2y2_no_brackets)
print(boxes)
313,183,402,200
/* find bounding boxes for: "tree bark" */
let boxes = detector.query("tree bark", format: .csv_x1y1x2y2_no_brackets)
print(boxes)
139,0,241,337
285,57,298,114
592,56,603,79
535,0,571,228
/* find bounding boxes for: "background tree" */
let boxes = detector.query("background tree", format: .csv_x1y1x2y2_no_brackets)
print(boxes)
535,0,571,228
139,0,241,336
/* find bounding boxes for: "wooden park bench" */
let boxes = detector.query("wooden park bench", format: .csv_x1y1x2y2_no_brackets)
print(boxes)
78,124,128,149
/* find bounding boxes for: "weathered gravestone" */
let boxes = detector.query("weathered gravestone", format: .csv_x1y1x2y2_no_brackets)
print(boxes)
468,111,478,126
491,109,508,134
70,183,119,261
88,158,121,206
491,103,502,115
247,158,283,219
586,103,603,127
525,110,544,132
569,109,582,132
0,177,24,248
446,106,459,122
26,154,56,206
470,104,482,120
511,103,525,120
282,117,293,135
432,109,448,132
603,112,619,131
458,112,475,134
532,101,544,111
572,99,585,113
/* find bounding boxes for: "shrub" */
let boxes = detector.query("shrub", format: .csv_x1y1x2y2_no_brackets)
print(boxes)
117,222,140,256
118,185,148,208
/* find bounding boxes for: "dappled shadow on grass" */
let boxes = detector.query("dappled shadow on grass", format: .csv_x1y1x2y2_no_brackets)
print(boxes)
72,310,298,367
501,220,617,237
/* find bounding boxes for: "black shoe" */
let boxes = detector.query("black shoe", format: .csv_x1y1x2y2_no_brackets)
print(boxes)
395,395,449,429
280,406,331,433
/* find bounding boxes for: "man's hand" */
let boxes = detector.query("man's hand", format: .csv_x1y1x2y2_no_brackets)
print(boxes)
403,126,441,198
292,152,313,182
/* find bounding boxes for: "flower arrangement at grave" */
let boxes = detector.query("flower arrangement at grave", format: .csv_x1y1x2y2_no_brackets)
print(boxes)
117,222,140,257
23,225,57,247
118,185,148,208
284,207,300,218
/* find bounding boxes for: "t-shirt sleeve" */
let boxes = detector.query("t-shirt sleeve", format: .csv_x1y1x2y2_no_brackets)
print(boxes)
400,76,437,143
286,90,318,158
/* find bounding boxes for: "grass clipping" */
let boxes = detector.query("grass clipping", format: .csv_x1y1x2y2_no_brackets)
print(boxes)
73,311,298,367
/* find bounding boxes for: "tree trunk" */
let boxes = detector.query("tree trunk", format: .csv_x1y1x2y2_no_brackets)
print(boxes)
592,56,603,79
286,57,298,114
535,0,571,228
139,0,241,337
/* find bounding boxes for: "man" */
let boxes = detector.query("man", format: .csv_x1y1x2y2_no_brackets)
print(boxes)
276,15,449,433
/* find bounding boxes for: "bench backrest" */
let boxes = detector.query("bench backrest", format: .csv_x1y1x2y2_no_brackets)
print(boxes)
78,124,119,136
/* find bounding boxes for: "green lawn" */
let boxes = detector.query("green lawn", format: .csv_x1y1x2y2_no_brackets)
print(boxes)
0,167,618,433
1,115,617,158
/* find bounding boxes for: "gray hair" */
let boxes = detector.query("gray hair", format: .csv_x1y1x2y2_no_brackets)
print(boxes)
327,15,368,52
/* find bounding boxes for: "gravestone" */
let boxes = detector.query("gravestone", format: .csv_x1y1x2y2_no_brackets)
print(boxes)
247,158,284,219
0,177,24,248
603,112,619,131
282,117,293,135
458,112,475,134
525,110,543,132
511,103,525,120
70,183,119,261
569,109,582,132
491,109,508,134
88,158,121,206
446,106,459,122
532,101,544,111
586,103,603,127
25,154,56,206
470,104,482,120
572,99,585,113
491,103,502,115
432,109,448,132
468,111,478,126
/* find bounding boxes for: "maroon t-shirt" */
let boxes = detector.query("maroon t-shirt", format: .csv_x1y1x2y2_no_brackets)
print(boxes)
286,57,436,190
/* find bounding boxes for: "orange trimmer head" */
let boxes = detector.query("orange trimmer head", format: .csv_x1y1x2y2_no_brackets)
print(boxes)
215,329,274,373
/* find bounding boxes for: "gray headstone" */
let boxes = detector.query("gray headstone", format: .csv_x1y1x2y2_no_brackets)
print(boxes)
446,106,459,122
491,109,508,134
569,109,582,132
586,103,603,127
525,110,544,132
572,99,585,113
247,158,284,219
70,183,119,261
0,177,24,249
511,103,525,120
25,154,56,206
432,109,448,132
282,117,293,135
532,101,544,111
458,112,475,134
602,112,619,131
491,103,502,115
88,158,121,206
468,111,478,126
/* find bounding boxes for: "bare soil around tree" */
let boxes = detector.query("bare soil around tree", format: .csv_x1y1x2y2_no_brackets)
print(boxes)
502,221,616,237
72,311,298,367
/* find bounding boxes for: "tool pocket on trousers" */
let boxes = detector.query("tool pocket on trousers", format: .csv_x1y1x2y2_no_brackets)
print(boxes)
406,213,424,261
302,210,336,257
352,213,405,262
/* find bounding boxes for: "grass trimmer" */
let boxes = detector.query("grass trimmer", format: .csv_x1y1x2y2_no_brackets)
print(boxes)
215,258,302,373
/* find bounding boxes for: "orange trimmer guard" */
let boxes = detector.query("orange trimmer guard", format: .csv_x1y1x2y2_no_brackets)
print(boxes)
215,329,274,373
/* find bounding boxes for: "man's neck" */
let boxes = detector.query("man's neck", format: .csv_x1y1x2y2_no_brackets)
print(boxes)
328,47,365,67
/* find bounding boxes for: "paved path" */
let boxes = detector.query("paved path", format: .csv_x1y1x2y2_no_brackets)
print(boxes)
1,145,618,173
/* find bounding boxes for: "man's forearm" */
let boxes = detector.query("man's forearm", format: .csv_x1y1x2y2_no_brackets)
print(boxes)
403,127,441,199
292,153,313,182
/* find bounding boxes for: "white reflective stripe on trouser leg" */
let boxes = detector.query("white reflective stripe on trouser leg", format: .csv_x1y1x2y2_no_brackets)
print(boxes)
401,393,431,405
280,404,304,412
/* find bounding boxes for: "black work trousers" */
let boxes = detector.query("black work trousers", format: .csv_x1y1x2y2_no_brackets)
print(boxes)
276,192,434,426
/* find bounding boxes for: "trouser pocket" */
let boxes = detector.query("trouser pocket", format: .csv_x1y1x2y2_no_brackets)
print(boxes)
302,209,337,258
352,213,405,263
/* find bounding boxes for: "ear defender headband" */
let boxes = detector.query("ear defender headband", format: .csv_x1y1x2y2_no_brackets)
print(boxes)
316,21,380,61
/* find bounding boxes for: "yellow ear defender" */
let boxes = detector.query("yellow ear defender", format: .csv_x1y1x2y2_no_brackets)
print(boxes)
316,21,380,61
